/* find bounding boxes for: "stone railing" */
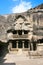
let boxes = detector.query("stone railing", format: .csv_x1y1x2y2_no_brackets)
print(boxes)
13,34,28,39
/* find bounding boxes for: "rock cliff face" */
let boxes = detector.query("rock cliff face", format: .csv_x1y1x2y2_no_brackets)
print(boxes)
34,4,43,9
0,4,43,42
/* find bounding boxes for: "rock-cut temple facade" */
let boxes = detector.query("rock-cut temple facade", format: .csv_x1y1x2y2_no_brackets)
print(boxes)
0,4,43,56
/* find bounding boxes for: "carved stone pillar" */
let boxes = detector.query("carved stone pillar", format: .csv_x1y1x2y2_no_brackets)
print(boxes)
31,43,33,50
30,41,33,51
8,42,12,52
22,41,24,49
16,41,18,49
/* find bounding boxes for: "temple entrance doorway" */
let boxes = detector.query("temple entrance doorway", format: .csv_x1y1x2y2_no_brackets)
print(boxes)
18,40,23,48
12,40,29,49
12,41,17,48
9,40,30,54
24,40,28,48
